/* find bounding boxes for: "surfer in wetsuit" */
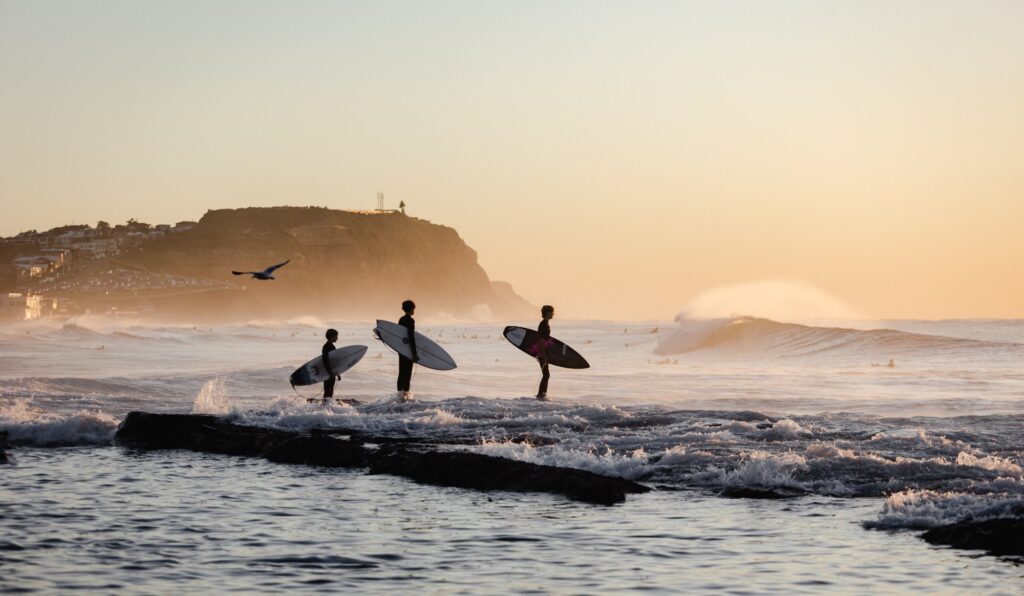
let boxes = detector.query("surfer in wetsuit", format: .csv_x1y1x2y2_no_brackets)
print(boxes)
536,305,554,400
322,328,340,403
398,300,419,400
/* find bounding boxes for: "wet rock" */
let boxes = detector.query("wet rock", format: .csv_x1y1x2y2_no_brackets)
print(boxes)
115,412,650,505
116,412,368,467
718,486,804,499
369,446,650,505
921,517,1024,557
0,431,9,465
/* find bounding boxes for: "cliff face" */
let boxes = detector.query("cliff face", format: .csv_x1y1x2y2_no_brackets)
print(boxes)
93,207,532,321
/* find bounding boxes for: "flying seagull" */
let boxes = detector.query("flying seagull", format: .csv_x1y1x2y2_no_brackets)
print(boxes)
232,260,290,280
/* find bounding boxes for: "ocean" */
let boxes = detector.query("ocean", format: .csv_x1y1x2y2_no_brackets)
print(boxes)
2,316,1022,593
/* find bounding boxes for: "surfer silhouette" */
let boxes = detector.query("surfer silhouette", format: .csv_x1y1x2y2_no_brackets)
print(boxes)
322,328,340,402
397,300,419,400
536,305,554,400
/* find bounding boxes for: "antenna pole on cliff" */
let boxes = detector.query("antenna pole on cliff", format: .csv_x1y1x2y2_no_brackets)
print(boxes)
376,192,384,212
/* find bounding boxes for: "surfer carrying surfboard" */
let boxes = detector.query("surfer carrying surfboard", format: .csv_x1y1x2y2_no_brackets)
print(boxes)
536,305,554,400
322,328,340,401
397,300,420,400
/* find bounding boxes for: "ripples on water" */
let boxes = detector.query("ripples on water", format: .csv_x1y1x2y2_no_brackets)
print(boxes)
1,319,1023,592
2,449,1021,594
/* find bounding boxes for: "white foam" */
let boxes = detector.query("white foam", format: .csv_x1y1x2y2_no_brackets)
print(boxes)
658,445,713,465
761,419,809,440
870,487,1024,529
474,439,653,480
678,430,740,445
955,451,1023,476
0,399,118,447
412,408,463,426
870,428,956,447
692,450,809,490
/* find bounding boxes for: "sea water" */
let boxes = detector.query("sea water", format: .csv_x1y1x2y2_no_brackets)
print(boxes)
1,317,1022,593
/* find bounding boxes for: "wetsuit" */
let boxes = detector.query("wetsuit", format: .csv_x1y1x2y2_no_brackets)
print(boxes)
537,319,551,397
322,340,336,398
398,314,417,392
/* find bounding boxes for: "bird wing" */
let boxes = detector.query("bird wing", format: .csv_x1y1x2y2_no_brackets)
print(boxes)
264,260,290,274
231,271,253,276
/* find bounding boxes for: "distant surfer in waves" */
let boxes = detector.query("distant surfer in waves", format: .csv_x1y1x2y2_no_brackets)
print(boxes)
322,328,340,404
397,300,419,401
536,305,554,400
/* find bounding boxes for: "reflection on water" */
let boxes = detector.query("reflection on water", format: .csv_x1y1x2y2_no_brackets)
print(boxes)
2,448,1021,593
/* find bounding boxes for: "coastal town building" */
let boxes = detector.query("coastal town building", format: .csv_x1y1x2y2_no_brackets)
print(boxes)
0,292,42,321
71,238,120,259
13,256,50,279
56,228,98,247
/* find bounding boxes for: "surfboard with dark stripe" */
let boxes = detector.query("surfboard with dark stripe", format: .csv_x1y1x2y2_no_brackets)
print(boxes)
503,326,590,369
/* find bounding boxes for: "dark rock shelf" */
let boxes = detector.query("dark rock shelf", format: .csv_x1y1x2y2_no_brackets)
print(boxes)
369,446,649,506
922,517,1024,558
115,412,648,505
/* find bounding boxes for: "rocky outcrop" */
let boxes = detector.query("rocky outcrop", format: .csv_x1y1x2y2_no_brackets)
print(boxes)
0,431,8,465
921,517,1024,557
88,207,534,321
115,412,648,505
718,486,804,499
369,446,650,505
116,412,368,467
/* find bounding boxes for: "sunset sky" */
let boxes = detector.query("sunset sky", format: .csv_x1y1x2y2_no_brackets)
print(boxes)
2,1,1022,320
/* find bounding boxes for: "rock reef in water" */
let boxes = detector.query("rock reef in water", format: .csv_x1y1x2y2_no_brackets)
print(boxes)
115,412,648,505
921,517,1024,558
369,446,649,506
718,486,804,499
114,412,368,467
0,431,9,464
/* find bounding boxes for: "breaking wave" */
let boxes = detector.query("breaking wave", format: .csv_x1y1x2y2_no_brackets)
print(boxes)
0,399,118,447
655,316,1017,358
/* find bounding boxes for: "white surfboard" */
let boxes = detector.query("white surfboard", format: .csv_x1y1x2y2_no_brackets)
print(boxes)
373,320,457,371
289,345,368,386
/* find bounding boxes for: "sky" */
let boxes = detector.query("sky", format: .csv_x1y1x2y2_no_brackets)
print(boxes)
2,1,1023,320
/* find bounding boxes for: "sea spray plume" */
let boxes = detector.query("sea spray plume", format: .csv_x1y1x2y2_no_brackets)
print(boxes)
192,377,233,415
658,280,862,356
677,279,863,322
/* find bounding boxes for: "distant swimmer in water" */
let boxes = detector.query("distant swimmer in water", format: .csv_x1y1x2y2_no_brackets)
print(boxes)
536,305,554,400
887,358,895,368
321,328,340,404
397,300,419,401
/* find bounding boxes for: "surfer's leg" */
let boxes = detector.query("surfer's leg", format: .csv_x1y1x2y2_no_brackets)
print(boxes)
398,356,413,392
324,377,335,399
537,362,550,398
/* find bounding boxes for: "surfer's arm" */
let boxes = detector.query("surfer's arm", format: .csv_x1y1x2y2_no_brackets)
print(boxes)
322,346,337,378
535,321,550,363
408,321,419,361
533,338,549,364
